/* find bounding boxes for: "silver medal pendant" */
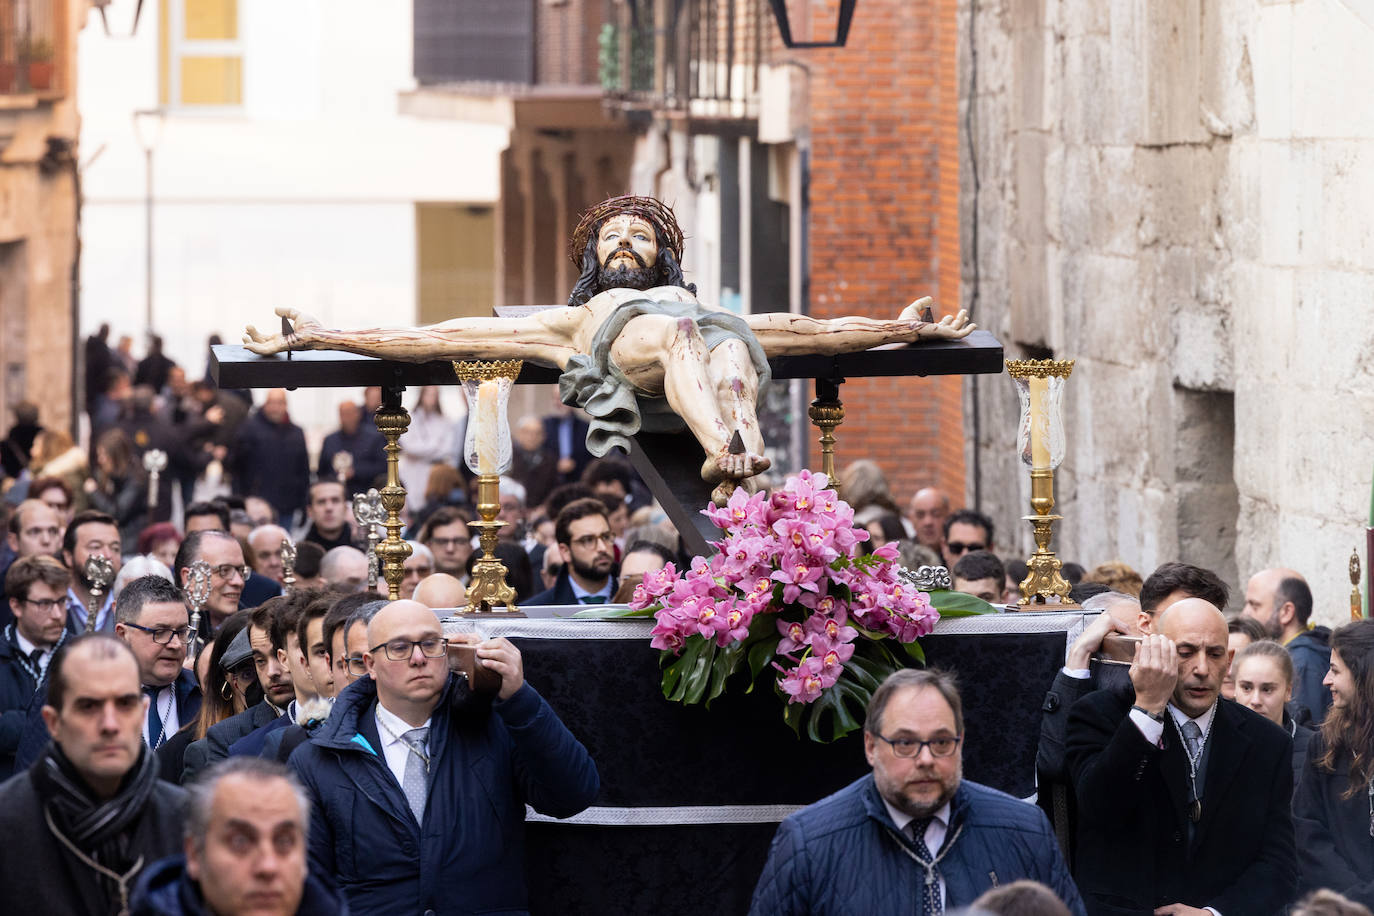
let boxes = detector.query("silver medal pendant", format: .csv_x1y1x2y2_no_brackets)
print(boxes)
1188,799,1202,822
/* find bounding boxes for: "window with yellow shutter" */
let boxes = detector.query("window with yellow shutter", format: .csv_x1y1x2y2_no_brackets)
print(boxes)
160,0,242,108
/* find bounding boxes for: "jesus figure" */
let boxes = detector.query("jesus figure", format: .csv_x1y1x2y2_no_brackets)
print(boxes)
244,196,974,490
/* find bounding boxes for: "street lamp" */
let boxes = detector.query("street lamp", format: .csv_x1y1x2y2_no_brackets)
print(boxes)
93,0,149,37
132,108,165,337
767,0,858,49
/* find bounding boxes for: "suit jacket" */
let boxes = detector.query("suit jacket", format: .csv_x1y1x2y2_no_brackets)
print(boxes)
1065,691,1296,915
542,414,592,483
180,700,279,784
521,570,616,608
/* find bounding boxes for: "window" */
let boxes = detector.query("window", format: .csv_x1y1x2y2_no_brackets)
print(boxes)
160,0,242,108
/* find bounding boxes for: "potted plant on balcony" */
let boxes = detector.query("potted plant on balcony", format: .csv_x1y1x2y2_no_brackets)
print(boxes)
20,37,54,92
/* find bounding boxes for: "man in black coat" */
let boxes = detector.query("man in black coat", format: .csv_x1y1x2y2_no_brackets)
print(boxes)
227,389,309,525
1065,598,1296,915
0,556,71,777
0,634,186,915
316,399,387,499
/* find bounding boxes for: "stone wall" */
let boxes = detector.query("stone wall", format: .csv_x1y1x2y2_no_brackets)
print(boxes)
961,0,1374,622
0,0,82,438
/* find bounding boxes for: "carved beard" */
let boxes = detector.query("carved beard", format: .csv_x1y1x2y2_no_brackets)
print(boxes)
597,248,664,293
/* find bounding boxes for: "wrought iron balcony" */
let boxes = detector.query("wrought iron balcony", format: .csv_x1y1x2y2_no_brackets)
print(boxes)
599,0,766,120
0,0,60,98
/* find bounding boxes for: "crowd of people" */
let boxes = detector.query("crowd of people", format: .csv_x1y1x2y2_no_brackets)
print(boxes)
0,329,1371,914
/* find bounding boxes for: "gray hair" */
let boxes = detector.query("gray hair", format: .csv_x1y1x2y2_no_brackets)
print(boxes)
866,668,963,736
406,541,435,566
1081,591,1140,613
112,556,174,602
115,574,186,625
186,757,310,851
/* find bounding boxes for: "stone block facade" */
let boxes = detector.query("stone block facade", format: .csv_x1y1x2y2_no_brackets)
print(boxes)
963,0,1374,621
0,0,82,438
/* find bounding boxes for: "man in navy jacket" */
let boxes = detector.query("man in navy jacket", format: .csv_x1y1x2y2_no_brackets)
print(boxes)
288,600,598,915
750,668,1084,915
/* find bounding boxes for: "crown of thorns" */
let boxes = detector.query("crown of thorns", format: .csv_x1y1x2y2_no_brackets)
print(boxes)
569,195,684,268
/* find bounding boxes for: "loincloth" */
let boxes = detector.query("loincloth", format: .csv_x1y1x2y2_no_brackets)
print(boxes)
558,294,771,457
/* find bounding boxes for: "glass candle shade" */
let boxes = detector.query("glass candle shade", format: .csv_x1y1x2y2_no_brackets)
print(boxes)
1006,359,1075,470
455,360,523,476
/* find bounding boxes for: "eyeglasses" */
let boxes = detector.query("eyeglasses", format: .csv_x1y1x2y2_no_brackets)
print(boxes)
345,655,367,676
570,532,615,550
428,537,468,549
22,596,68,612
945,542,986,555
124,622,194,646
370,637,448,662
208,564,251,581
874,733,963,759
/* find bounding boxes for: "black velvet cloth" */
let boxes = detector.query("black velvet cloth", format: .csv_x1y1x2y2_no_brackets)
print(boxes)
512,626,1067,915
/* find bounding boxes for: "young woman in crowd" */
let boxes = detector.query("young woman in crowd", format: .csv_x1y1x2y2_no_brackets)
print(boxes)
1293,618,1374,905
1232,639,1313,788
84,427,148,553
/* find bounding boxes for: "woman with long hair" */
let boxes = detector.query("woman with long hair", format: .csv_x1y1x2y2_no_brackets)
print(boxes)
1233,639,1313,789
399,385,461,513
154,609,259,783
1294,618,1374,903
84,427,148,553
29,428,89,510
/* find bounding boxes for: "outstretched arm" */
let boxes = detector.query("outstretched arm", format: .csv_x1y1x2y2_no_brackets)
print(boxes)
744,297,974,356
244,306,582,368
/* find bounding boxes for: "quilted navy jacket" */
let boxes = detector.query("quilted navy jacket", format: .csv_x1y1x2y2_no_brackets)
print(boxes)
288,672,598,916
749,774,1085,916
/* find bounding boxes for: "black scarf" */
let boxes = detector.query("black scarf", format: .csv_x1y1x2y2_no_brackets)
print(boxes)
31,740,160,866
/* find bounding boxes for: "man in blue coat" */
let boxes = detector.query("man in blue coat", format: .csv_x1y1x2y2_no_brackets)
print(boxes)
749,668,1084,916
288,599,599,915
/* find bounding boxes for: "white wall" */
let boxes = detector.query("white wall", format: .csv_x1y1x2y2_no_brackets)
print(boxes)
78,0,506,444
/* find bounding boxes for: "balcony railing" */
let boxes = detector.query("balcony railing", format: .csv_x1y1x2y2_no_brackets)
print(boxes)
0,0,60,97
600,0,765,119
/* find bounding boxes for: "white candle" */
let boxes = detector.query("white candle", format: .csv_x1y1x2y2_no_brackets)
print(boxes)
475,380,501,474
1029,376,1051,469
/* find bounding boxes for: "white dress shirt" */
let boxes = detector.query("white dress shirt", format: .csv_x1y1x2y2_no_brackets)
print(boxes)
882,796,951,909
14,631,53,679
141,683,180,747
374,702,432,789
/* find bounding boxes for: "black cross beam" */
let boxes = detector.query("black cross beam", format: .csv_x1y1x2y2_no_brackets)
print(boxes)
211,329,1003,556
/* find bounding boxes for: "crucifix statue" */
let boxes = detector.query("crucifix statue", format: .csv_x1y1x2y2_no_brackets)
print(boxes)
243,196,973,496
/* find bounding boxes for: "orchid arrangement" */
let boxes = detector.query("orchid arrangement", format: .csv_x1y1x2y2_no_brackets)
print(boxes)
627,470,944,741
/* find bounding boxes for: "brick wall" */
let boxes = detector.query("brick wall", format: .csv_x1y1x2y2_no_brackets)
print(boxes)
787,0,966,508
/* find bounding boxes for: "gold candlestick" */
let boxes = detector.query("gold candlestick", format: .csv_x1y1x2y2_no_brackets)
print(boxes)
468,474,520,614
1006,358,1076,607
374,391,412,599
454,359,525,616
808,380,845,495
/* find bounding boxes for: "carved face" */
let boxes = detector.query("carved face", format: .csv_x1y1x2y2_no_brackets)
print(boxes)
596,214,659,272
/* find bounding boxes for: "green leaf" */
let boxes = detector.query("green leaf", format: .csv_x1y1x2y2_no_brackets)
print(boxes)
927,589,998,617
706,641,745,706
660,637,716,703
779,640,906,743
571,605,654,618
900,639,926,665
